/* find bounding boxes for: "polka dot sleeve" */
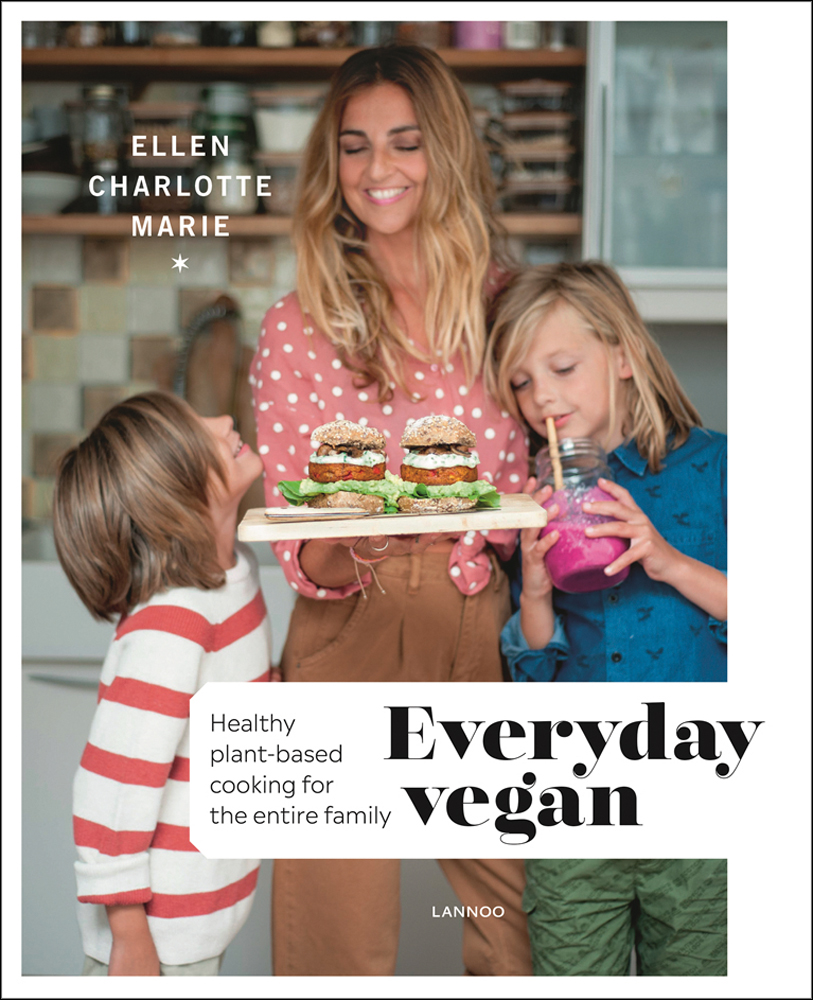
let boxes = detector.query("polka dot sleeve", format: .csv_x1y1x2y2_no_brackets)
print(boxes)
251,294,366,600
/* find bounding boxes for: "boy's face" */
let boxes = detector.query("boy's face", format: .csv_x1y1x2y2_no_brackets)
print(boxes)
509,300,632,453
198,415,264,510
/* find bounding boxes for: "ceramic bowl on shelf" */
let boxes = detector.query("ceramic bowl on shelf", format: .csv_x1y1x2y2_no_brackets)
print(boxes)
22,173,81,214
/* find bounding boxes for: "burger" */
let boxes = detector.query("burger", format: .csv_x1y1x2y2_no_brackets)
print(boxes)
396,415,496,514
399,414,478,485
308,419,386,483
278,419,395,514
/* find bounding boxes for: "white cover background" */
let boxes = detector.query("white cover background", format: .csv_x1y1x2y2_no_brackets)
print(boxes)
4,0,811,997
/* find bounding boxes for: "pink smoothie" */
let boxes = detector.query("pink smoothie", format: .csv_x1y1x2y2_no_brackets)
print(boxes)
540,486,630,593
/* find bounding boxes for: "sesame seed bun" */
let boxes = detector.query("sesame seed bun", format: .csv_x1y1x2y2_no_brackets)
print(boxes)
400,415,477,449
396,495,478,514
311,420,385,451
305,491,384,514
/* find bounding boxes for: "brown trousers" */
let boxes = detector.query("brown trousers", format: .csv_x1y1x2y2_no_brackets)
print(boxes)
275,552,532,975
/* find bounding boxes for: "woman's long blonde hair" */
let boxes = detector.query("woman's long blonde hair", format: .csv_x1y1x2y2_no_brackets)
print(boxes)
53,392,228,621
294,45,504,401
485,263,703,472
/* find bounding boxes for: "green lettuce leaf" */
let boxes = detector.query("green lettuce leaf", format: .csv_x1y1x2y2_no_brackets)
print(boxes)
277,469,500,513
277,476,401,512
386,471,501,508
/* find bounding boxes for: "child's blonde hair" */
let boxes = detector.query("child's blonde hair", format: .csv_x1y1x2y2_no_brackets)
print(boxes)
485,262,703,472
53,392,228,622
294,45,507,402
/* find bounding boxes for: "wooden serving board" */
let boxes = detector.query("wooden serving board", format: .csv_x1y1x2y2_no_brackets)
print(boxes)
238,493,547,542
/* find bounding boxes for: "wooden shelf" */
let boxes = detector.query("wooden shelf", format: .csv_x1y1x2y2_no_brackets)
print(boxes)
22,214,581,238
22,46,587,82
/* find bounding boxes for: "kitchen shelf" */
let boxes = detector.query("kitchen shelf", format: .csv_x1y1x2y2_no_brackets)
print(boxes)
22,46,587,82
22,214,582,237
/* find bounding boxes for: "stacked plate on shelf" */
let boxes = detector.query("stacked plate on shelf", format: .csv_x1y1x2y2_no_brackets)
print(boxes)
493,80,577,213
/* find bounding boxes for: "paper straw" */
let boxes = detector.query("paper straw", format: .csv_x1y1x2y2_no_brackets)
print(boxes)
546,417,564,491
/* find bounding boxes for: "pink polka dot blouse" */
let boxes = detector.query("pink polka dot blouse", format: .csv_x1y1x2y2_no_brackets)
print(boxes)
251,291,530,599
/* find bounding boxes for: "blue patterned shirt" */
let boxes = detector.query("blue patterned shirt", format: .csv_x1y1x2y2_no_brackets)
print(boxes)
501,428,727,682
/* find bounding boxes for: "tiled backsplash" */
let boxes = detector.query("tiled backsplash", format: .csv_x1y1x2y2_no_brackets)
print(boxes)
22,233,295,520
21,233,726,526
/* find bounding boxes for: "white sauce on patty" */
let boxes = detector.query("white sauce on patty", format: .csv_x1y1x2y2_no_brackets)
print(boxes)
402,450,480,470
309,450,386,467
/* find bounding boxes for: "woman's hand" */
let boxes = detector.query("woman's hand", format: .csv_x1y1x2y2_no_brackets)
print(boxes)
518,476,560,649
300,532,456,589
583,477,727,620
335,532,448,561
582,477,682,583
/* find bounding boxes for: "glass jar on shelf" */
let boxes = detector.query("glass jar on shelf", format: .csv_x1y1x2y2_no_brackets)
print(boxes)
396,22,452,48
454,22,501,50
151,22,202,47
127,100,201,157
204,82,255,153
205,141,258,216
546,22,572,51
81,85,125,168
352,22,395,46
295,22,351,48
253,152,301,216
115,22,150,46
79,84,128,214
257,22,295,48
204,22,256,46
504,22,541,50
22,22,60,48
64,22,110,47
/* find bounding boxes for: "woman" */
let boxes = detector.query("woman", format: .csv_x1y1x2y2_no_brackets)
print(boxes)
252,45,531,976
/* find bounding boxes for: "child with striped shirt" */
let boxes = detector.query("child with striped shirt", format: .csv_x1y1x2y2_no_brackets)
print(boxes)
53,392,273,976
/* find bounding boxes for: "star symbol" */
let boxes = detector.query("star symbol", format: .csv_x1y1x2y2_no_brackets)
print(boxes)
171,254,189,272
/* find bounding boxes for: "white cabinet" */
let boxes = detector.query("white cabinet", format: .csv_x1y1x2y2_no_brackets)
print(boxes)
583,21,727,321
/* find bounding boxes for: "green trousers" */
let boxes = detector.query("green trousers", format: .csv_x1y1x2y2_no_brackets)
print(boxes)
524,859,727,976
82,953,223,976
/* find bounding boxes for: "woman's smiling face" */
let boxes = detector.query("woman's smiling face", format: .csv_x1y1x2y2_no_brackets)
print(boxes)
338,82,428,242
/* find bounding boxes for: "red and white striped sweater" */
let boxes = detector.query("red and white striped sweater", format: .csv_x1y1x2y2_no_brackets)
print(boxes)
73,543,272,966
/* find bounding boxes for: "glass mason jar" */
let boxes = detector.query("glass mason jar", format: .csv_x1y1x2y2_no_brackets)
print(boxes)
115,22,148,46
504,21,541,49
205,141,257,215
257,21,295,48
535,437,630,593
64,22,109,47
205,22,256,47
81,85,125,166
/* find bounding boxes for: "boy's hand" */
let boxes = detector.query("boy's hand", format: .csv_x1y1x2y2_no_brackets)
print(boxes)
106,904,160,976
582,478,682,582
270,667,282,682
584,478,727,621
520,477,560,601
108,935,161,976
518,477,560,649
